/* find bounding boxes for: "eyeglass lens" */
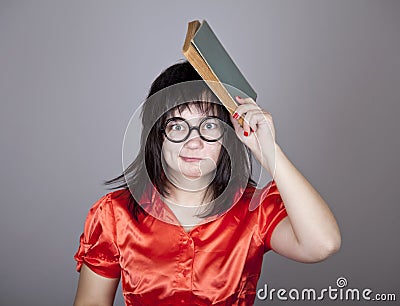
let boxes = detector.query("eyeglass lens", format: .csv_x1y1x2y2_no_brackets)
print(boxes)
164,117,224,142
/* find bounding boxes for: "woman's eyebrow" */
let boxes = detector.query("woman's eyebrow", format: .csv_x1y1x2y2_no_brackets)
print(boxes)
185,116,210,122
169,114,208,120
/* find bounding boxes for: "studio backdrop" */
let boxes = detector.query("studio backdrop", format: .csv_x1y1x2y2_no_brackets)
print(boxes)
0,1,399,305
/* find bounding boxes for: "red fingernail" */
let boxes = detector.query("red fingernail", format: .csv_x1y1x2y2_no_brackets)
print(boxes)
244,131,249,137
233,112,239,119
236,96,241,100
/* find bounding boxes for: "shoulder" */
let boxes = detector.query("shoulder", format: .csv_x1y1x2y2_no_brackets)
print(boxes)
86,188,133,220
235,181,287,250
240,180,282,208
93,188,132,208
230,181,285,227
81,189,134,237
108,188,132,205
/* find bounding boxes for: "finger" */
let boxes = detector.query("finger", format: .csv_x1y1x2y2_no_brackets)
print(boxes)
230,113,244,138
242,109,260,134
242,114,251,137
232,103,260,121
236,107,270,133
232,107,253,137
236,96,257,105
248,110,273,126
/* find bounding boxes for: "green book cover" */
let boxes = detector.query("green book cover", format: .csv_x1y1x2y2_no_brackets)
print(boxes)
191,20,257,101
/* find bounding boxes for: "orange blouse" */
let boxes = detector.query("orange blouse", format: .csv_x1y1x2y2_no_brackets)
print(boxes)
74,181,287,305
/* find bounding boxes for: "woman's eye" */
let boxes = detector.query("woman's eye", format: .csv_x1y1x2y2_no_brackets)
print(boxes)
171,124,185,131
204,123,216,129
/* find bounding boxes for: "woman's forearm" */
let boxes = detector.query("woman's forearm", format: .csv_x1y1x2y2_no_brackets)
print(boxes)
265,143,341,255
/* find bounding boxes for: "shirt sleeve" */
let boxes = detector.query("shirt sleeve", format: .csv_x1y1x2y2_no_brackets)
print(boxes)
255,180,288,252
74,193,121,278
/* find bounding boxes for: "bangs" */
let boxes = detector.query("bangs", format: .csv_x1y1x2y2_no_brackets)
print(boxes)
166,100,222,119
164,80,222,113
162,82,226,121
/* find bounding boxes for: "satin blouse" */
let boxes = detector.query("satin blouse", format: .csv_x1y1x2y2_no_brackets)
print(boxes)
74,180,287,305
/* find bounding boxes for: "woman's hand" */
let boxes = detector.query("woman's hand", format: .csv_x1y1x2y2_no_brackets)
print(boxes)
230,96,276,175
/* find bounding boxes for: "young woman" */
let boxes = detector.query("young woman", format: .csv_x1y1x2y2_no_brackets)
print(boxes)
73,61,341,305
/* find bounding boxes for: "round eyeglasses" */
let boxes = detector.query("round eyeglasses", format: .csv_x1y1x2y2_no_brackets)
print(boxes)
161,116,225,143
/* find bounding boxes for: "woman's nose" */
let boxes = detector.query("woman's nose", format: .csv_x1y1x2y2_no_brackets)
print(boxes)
184,131,204,148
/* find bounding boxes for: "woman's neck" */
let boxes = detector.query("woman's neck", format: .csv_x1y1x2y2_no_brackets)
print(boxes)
164,181,213,207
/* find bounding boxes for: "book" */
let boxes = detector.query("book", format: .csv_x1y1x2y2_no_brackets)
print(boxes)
182,20,257,127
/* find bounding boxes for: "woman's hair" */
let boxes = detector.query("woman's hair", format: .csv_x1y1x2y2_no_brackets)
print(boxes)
104,61,256,221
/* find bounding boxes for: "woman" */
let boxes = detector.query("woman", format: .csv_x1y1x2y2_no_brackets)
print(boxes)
73,61,341,305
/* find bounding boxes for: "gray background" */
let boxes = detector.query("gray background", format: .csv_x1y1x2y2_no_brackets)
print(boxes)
1,1,399,305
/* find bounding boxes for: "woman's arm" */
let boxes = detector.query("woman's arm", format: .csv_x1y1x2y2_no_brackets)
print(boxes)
231,96,341,263
268,144,341,263
73,264,120,306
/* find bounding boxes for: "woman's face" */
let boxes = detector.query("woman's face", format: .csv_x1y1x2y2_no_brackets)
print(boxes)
161,105,223,190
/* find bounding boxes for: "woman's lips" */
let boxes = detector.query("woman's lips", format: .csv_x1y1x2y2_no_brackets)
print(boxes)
180,156,202,162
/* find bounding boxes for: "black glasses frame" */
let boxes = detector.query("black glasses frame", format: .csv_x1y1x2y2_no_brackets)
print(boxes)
161,116,225,143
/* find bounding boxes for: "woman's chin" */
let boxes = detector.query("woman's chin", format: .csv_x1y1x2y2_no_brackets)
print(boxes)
181,171,206,180
178,161,216,178
174,169,216,187
180,167,216,180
